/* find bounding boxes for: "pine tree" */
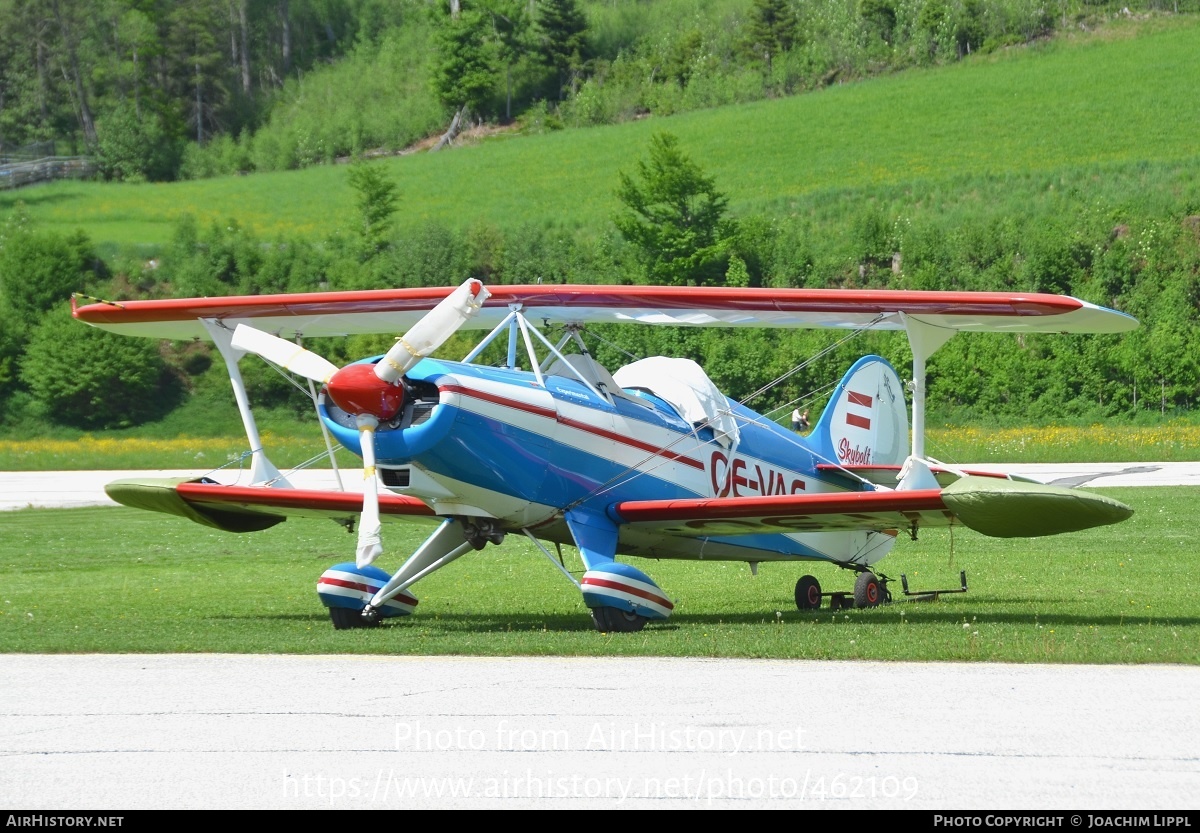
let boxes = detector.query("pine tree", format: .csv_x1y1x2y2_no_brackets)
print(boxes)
431,6,498,118
742,0,799,70
614,132,737,287
534,0,589,101
347,161,399,258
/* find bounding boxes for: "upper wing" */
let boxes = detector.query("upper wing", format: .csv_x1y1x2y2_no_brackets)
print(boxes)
610,477,1133,539
105,477,436,532
73,285,1138,341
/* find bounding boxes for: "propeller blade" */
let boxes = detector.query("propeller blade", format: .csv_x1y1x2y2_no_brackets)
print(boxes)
375,279,491,384
355,415,384,568
231,324,339,383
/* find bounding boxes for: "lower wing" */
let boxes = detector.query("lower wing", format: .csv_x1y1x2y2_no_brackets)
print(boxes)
105,475,1132,541
105,477,435,532
610,477,1133,539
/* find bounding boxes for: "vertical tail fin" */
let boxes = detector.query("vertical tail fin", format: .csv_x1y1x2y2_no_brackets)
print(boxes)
810,356,909,469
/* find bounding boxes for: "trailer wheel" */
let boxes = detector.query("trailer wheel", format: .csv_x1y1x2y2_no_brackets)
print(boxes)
854,572,882,608
795,575,822,611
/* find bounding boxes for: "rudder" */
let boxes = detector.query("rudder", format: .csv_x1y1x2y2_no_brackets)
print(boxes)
810,356,908,468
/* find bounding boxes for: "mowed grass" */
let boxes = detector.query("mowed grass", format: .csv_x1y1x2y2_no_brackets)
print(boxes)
4,17,1199,247
1,486,1195,662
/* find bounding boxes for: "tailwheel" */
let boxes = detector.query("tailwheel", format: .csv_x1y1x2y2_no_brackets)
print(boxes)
854,571,884,608
591,606,647,633
329,606,380,630
795,575,822,611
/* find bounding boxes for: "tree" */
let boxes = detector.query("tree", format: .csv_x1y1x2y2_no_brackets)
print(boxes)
0,300,28,391
481,0,532,121
167,0,228,145
534,0,589,101
50,0,99,145
431,4,498,146
20,305,174,429
742,0,798,70
347,160,399,257
859,0,897,46
613,132,737,286
94,102,179,181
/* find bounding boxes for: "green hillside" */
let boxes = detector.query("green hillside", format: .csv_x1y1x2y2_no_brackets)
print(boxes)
3,14,1200,437
6,16,1198,249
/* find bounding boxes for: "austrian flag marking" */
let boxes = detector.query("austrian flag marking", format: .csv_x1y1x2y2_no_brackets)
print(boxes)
845,390,873,429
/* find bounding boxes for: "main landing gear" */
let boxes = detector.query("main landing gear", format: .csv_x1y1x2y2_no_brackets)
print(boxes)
329,606,379,630
794,571,892,612
591,607,648,633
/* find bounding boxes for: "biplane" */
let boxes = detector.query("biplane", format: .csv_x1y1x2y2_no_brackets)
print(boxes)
73,281,1137,632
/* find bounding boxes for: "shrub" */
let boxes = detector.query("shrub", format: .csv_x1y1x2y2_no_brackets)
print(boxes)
21,307,178,429
0,227,104,317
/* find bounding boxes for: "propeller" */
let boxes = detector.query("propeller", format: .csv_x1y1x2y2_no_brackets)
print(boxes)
228,324,339,384
230,279,492,567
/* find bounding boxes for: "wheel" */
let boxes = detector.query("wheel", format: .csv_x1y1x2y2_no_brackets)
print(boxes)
591,606,647,633
854,572,882,608
329,606,379,630
795,575,822,611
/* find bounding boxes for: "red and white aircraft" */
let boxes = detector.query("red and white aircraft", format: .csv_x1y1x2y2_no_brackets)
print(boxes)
74,282,1137,632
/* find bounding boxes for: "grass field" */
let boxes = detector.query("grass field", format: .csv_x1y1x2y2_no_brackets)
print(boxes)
1,486,1195,662
4,16,1198,250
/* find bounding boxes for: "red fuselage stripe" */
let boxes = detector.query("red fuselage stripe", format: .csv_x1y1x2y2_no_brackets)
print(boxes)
439,384,705,470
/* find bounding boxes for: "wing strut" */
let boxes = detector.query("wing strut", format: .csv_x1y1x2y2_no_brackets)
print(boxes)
202,319,291,487
898,314,956,491
522,529,582,589
461,303,613,402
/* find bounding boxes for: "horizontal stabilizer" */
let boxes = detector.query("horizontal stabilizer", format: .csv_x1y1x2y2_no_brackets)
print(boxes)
816,464,1042,488
940,476,1133,538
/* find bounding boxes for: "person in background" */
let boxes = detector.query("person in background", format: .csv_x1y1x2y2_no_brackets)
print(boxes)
791,407,810,433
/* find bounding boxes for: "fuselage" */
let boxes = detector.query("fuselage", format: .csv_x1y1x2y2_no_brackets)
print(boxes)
320,357,894,566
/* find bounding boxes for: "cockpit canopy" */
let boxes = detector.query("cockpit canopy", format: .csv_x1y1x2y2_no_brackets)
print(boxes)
613,357,739,448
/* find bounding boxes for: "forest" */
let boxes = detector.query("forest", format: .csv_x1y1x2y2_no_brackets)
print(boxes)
7,0,1192,178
